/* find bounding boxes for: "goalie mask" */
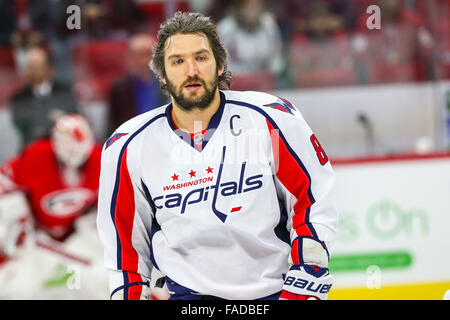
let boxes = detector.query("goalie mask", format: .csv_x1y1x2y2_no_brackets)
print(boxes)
51,114,94,168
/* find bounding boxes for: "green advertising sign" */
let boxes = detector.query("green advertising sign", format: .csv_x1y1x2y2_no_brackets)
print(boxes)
329,251,413,273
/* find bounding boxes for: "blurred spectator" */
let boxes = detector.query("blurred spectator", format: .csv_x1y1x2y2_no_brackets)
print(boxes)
136,0,191,34
23,0,74,86
80,0,111,40
107,0,149,38
108,33,166,133
416,0,450,80
217,0,286,90
0,114,102,242
2,0,75,87
69,0,149,101
288,0,357,88
8,0,46,75
0,1,24,107
10,47,79,148
298,1,348,41
11,29,45,75
14,0,65,43
352,0,434,84
0,0,16,46
271,0,356,43
203,0,233,23
6,0,70,72
67,0,148,42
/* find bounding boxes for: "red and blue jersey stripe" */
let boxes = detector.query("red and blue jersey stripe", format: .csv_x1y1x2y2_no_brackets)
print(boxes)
226,99,319,265
109,114,164,299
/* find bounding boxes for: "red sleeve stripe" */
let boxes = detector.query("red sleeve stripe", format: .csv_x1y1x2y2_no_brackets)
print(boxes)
107,114,165,299
291,237,301,265
267,120,317,241
224,99,320,265
125,271,144,300
114,148,141,297
110,273,149,300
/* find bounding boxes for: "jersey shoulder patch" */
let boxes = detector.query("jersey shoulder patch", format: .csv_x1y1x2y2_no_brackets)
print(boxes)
263,97,296,115
105,133,128,150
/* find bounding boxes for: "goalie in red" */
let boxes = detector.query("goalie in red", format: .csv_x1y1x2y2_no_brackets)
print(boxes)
0,115,110,299
0,114,102,245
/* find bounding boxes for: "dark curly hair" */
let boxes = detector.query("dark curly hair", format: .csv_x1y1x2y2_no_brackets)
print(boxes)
149,11,233,95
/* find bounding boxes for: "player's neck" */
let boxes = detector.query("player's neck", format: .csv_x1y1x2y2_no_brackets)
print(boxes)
171,90,221,133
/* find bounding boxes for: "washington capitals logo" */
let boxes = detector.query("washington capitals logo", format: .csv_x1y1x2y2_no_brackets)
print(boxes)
264,97,296,115
105,133,128,149
153,146,263,223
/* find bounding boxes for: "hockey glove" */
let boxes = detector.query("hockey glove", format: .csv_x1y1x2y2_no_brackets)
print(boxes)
280,264,333,300
149,268,170,300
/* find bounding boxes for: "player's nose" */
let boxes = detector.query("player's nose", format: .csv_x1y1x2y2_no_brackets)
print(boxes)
186,60,199,77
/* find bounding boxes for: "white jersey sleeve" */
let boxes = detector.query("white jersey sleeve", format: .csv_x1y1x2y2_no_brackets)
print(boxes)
255,93,338,268
96,116,158,300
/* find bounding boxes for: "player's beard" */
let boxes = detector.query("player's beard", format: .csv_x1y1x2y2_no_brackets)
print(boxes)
166,74,219,112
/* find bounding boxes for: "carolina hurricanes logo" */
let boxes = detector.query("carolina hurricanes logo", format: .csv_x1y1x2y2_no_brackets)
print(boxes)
40,188,95,217
264,97,296,115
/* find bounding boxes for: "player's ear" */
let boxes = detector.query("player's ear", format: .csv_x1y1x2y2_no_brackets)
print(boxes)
217,65,224,77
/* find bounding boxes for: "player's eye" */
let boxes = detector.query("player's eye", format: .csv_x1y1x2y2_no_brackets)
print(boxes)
196,56,207,62
173,59,183,65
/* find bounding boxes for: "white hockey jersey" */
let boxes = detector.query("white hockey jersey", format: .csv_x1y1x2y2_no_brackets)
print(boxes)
97,90,338,300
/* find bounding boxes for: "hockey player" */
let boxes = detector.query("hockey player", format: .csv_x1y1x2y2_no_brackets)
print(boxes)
0,114,110,299
0,114,102,242
97,12,338,300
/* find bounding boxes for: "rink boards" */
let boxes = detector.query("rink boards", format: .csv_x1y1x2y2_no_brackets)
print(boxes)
329,154,450,299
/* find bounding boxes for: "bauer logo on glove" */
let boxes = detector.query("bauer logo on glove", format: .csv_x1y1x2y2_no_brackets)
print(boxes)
281,265,333,300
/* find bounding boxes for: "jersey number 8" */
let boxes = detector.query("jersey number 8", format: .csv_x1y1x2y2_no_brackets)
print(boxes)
310,134,329,166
